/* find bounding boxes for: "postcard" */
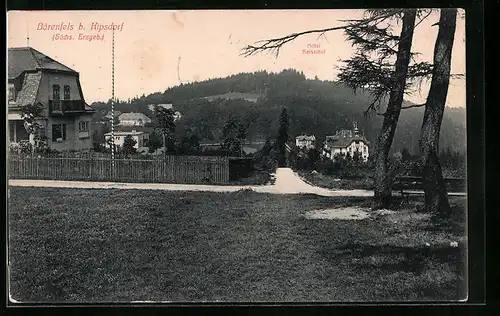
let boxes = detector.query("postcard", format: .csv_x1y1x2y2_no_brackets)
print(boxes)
7,9,468,303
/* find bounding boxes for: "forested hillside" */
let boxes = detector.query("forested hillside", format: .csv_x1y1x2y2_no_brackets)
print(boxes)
90,69,466,154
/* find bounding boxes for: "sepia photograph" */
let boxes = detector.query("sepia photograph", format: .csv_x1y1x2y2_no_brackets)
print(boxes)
7,9,468,303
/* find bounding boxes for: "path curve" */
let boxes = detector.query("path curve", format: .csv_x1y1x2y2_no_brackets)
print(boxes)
7,168,373,197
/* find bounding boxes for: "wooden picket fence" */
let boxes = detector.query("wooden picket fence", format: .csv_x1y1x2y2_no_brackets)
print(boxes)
8,154,231,184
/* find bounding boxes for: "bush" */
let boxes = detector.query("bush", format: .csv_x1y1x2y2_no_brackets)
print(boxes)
289,147,322,171
253,140,278,172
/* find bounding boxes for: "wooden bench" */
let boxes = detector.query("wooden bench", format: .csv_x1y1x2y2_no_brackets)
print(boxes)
393,176,466,202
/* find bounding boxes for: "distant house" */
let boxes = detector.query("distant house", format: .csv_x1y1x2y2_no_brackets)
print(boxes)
295,135,316,150
7,47,96,151
104,110,121,121
323,122,370,162
148,103,182,122
104,130,150,149
147,103,172,112
118,112,152,127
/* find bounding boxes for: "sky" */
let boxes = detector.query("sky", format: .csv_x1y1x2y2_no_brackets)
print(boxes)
7,10,466,107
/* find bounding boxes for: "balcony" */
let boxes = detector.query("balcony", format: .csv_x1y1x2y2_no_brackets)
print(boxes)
49,100,86,115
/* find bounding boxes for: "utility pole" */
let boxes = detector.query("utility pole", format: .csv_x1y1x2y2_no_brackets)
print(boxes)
111,28,116,168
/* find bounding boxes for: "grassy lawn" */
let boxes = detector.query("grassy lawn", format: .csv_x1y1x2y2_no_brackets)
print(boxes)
299,171,374,190
8,187,466,302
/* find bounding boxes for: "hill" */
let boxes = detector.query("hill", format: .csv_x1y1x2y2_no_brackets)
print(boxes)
199,92,262,103
90,69,466,155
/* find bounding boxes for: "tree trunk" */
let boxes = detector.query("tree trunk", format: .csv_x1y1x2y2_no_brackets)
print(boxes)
419,8,457,216
372,9,418,210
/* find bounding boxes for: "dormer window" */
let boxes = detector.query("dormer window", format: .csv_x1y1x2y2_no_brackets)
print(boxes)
64,85,71,100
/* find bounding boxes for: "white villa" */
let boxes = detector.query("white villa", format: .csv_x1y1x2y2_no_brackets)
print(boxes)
118,112,152,127
295,135,316,150
323,122,370,162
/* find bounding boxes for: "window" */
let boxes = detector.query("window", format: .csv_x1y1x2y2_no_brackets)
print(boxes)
8,85,15,101
79,121,89,131
64,85,71,100
52,124,67,142
53,84,61,110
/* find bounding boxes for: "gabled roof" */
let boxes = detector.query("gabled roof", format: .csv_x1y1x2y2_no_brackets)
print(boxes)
325,135,370,148
118,112,152,121
8,47,77,79
105,110,122,118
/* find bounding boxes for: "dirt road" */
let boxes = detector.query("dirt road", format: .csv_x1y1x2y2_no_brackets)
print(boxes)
8,168,374,197
8,168,465,197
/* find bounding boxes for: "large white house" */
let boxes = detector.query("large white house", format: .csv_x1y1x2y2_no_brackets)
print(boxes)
118,112,152,127
323,122,370,162
295,135,316,150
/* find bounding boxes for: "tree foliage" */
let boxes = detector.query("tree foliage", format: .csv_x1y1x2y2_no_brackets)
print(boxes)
221,115,247,157
155,106,177,154
337,9,433,116
18,102,50,154
177,127,202,155
147,132,163,153
122,135,137,157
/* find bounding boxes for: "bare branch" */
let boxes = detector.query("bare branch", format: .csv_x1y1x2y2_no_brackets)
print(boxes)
401,103,426,109
450,73,466,79
240,11,397,58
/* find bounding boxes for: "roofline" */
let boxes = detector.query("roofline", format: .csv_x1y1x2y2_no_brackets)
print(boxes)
28,46,78,73
75,74,86,104
326,139,370,148
8,47,79,79
8,68,78,81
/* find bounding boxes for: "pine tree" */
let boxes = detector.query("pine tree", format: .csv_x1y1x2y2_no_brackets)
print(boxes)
337,9,429,209
419,8,458,216
277,108,290,167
